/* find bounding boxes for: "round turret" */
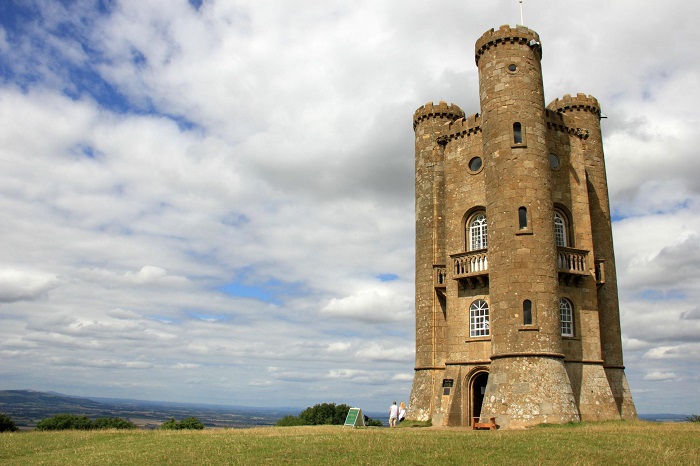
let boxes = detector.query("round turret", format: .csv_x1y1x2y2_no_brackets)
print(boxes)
413,101,465,131
548,93,600,117
475,25,541,66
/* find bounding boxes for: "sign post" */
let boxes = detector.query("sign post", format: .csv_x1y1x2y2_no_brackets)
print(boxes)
343,407,365,428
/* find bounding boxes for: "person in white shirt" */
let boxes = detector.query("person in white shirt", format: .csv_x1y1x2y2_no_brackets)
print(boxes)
398,401,407,423
389,401,399,427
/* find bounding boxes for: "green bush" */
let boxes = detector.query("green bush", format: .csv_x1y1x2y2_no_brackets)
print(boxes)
275,403,382,427
0,413,19,432
160,417,205,430
36,414,93,431
275,415,306,427
92,417,137,429
299,403,352,425
35,414,136,431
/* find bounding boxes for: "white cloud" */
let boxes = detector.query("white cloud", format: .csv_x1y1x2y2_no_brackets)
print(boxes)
0,269,60,303
320,285,413,323
643,372,678,382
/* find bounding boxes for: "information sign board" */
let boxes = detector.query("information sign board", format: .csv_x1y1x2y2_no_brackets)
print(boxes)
343,407,365,427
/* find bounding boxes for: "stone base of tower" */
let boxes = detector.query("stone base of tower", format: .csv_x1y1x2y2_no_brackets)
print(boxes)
480,356,580,429
605,367,637,420
565,362,621,421
406,368,442,422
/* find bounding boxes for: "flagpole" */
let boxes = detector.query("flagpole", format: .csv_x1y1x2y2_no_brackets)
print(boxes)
519,1,524,25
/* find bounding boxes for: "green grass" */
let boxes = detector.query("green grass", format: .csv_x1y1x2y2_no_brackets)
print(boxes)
1,420,698,465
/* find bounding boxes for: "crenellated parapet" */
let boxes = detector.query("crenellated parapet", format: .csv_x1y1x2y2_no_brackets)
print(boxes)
413,101,465,130
475,25,541,65
545,109,589,139
443,113,482,142
548,94,601,118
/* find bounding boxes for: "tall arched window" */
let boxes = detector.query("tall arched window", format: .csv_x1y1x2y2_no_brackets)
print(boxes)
468,213,488,250
554,211,568,247
560,298,574,337
469,299,490,337
518,207,528,230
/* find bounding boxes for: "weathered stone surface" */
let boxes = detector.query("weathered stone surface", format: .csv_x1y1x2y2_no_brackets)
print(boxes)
407,25,635,428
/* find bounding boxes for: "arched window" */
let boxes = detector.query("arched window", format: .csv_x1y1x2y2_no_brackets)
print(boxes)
468,213,488,251
518,207,528,230
560,298,574,337
523,300,532,325
469,299,490,337
554,211,569,247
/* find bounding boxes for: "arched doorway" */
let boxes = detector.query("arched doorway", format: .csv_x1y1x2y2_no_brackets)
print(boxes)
469,371,489,425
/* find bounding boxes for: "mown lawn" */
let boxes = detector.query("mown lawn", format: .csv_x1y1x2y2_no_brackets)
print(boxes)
1,420,698,465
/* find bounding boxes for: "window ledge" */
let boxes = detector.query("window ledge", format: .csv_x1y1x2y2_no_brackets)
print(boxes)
517,325,540,332
465,336,492,343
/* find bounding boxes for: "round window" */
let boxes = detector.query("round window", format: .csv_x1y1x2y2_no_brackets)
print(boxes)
508,64,517,72
549,153,560,169
469,157,483,172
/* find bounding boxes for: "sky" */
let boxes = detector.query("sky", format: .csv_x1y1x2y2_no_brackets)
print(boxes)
0,0,698,415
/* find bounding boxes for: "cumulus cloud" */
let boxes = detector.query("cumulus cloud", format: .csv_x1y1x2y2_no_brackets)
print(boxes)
0,269,60,303
320,285,413,323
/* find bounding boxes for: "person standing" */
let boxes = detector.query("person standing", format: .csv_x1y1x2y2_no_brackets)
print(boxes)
389,401,399,427
398,401,407,423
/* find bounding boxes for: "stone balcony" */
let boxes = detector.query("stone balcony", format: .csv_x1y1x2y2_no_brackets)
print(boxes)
557,247,590,286
445,247,591,289
450,250,489,289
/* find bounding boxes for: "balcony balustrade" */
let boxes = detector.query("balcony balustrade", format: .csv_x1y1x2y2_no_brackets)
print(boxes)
557,247,589,286
451,250,488,288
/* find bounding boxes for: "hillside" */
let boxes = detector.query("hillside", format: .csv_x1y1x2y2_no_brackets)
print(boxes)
0,390,295,428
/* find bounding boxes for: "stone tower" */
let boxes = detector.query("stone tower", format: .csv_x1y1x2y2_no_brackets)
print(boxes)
408,25,636,429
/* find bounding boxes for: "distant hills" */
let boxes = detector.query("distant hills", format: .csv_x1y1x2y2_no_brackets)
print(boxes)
0,389,690,429
0,389,298,429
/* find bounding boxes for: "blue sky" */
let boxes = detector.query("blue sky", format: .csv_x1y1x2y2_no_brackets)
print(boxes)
0,0,699,415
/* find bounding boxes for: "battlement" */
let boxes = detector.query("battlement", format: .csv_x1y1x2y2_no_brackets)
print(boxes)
444,113,482,141
413,101,465,130
548,94,601,117
545,109,589,139
475,25,541,65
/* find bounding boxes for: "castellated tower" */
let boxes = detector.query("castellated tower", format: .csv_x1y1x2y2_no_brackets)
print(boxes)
408,25,636,429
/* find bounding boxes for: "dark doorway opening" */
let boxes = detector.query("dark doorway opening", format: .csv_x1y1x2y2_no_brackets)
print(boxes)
471,372,489,423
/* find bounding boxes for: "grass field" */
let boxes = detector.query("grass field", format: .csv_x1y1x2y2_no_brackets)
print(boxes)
1,420,698,465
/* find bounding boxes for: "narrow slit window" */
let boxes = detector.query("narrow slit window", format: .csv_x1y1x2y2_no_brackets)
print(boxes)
518,207,528,229
523,300,532,325
513,122,523,144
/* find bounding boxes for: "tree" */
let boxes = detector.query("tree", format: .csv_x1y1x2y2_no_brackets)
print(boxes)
178,417,205,430
275,403,375,427
299,403,352,425
688,414,700,423
275,415,306,427
0,413,19,432
160,417,205,430
36,414,93,431
92,417,137,429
